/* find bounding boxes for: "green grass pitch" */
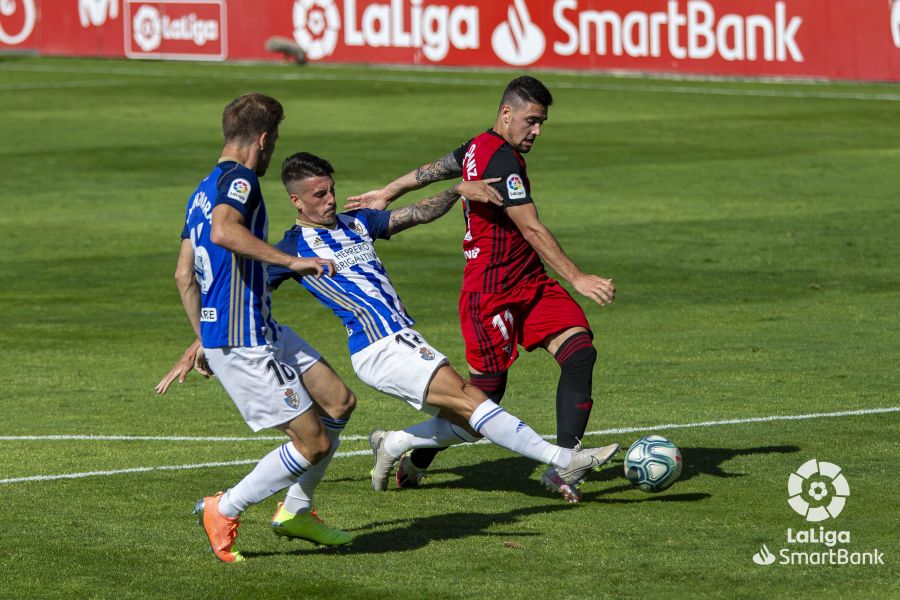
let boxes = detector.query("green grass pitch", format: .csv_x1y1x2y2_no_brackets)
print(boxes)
0,56,898,599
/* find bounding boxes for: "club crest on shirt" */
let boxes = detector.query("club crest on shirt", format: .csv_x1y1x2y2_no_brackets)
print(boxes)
506,174,526,200
419,347,435,361
352,220,365,235
283,387,301,409
227,178,251,204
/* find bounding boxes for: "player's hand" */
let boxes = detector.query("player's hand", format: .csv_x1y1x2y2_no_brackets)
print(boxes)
155,339,210,395
194,346,213,378
345,189,390,211
291,257,335,278
573,274,615,307
456,178,503,206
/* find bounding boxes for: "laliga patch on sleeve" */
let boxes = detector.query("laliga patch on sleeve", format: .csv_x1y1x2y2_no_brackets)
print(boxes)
227,178,252,204
506,174,526,200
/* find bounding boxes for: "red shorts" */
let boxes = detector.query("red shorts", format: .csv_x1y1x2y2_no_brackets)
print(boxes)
459,276,591,373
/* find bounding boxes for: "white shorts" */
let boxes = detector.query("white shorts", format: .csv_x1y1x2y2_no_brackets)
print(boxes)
204,325,322,432
350,328,448,416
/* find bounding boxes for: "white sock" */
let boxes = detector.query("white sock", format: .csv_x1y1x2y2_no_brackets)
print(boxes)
283,416,348,515
468,400,573,468
384,417,473,457
219,441,312,518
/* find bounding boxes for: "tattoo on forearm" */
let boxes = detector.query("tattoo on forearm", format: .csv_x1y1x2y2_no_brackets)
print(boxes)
414,152,462,185
389,189,460,234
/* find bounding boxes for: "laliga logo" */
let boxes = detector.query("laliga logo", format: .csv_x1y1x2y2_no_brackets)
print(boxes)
133,5,162,52
0,0,36,45
293,0,340,60
491,0,544,66
787,459,849,522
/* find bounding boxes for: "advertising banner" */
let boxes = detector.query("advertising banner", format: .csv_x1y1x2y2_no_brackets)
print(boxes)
2,0,899,81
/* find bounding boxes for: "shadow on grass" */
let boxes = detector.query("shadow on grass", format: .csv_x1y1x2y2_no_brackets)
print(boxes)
240,489,709,559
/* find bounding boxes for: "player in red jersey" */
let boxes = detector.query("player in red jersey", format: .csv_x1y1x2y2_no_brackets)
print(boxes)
347,76,616,501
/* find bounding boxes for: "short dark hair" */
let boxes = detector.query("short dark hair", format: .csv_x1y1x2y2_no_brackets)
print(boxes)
281,152,335,187
500,76,553,110
222,93,284,145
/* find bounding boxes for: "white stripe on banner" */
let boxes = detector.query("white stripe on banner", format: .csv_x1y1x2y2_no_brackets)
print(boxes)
0,406,896,485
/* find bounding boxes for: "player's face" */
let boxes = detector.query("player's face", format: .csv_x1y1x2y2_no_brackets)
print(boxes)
256,128,279,176
291,175,337,227
503,102,548,153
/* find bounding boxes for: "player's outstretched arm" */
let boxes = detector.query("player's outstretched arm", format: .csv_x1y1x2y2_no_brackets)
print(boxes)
387,179,502,235
506,203,616,307
346,151,463,210
174,238,202,338
211,204,335,277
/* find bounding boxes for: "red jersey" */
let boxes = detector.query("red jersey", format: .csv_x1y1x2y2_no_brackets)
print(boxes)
453,130,545,293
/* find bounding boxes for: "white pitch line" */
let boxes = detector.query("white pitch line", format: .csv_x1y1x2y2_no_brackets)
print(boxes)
1,406,896,485
2,406,897,444
0,80,129,90
0,63,897,102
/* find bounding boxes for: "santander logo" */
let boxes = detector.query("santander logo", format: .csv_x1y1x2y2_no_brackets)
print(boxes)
491,0,545,66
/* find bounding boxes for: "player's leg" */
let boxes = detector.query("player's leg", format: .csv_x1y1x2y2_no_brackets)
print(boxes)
404,291,518,480
521,280,615,499
545,327,596,449
352,330,476,490
268,327,354,545
273,363,355,545
196,342,338,561
401,369,509,481
424,364,619,501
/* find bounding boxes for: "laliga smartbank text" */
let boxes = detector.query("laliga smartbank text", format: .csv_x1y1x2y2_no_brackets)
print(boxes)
778,527,883,565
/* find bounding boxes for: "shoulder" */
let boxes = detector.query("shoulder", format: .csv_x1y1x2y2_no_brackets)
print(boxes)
217,163,261,206
273,226,300,253
344,209,391,239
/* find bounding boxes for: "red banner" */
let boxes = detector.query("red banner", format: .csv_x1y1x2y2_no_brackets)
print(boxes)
2,0,899,81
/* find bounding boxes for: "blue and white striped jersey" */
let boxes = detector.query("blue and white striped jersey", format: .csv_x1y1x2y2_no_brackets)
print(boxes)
269,209,415,355
181,161,277,348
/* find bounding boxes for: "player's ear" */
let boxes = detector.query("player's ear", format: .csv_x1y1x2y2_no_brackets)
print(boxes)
257,131,268,151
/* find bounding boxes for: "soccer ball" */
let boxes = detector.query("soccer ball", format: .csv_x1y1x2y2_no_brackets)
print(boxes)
624,435,682,492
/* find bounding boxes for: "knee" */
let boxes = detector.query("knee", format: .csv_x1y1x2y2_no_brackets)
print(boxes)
338,390,357,419
301,431,332,464
555,332,596,370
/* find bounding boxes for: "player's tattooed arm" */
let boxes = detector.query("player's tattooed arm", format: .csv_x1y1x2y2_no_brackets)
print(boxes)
388,188,460,235
414,152,463,186
346,152,463,210
387,178,502,235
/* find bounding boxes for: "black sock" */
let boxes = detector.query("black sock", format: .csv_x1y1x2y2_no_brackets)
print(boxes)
554,332,596,449
409,371,509,469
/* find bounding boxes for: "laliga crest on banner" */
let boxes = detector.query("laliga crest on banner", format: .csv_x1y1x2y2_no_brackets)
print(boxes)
293,0,340,60
491,0,545,66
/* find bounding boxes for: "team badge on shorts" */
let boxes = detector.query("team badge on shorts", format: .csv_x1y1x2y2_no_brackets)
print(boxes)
283,388,301,409
419,347,435,361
